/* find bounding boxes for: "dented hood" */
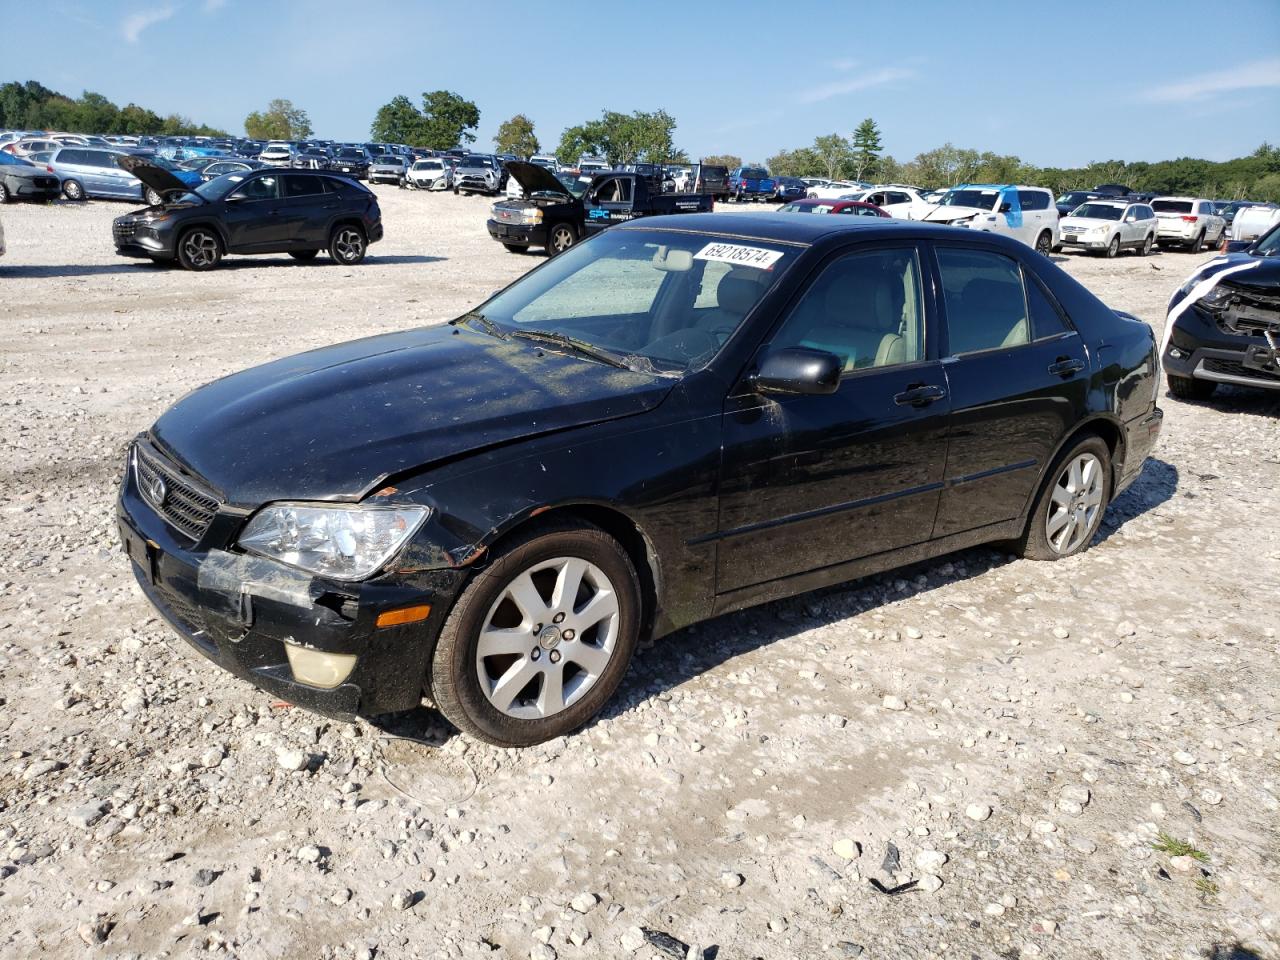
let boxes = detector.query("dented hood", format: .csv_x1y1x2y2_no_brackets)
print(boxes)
115,154,191,196
149,325,674,506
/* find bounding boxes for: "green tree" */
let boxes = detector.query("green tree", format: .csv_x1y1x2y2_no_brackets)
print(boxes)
495,114,539,157
244,98,313,140
701,154,742,170
554,109,683,165
767,146,822,178
370,95,425,144
851,118,882,181
812,133,854,180
417,90,480,150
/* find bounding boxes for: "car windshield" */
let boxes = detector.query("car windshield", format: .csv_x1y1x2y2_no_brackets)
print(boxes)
1252,224,1280,257
471,229,795,375
1057,192,1091,205
191,174,251,201
1071,203,1124,220
337,149,364,158
1152,199,1194,213
941,189,999,210
462,156,493,168
555,174,588,197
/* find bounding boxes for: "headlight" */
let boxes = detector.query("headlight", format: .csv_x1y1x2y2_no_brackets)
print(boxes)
238,503,428,581
1178,270,1207,296
522,208,544,225
1200,284,1233,308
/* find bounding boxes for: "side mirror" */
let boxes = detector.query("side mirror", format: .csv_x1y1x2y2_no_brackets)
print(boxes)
752,347,842,396
225,193,245,203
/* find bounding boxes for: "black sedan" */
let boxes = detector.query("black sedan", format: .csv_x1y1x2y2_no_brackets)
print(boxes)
117,213,1163,745
0,150,62,203
1162,223,1280,399
111,162,382,270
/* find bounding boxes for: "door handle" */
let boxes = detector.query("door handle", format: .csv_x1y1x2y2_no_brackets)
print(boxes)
1048,357,1085,377
893,384,947,407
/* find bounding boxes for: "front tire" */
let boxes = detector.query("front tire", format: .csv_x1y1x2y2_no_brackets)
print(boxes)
430,521,642,746
1105,235,1120,258
328,224,367,265
502,242,526,254
0,182,9,204
1018,435,1111,561
62,179,85,201
1167,374,1216,401
545,222,577,257
289,249,320,262
145,187,163,207
176,227,222,271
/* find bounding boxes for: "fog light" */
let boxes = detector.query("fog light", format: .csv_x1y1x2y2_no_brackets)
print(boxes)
284,643,357,689
1169,347,1185,359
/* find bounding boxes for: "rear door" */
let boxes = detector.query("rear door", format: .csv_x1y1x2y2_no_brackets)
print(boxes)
280,173,331,246
1017,189,1052,247
929,242,1089,536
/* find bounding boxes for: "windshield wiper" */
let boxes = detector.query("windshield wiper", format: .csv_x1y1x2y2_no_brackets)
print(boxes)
510,329,632,369
454,311,508,339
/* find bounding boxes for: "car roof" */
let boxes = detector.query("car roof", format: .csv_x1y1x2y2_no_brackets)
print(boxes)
616,211,985,245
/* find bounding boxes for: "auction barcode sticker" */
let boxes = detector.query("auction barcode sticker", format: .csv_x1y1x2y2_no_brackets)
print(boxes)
693,242,784,270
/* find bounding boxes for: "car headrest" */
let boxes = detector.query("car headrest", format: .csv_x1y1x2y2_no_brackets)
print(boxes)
717,271,769,315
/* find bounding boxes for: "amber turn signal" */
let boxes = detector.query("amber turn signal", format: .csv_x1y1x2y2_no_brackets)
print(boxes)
375,604,432,628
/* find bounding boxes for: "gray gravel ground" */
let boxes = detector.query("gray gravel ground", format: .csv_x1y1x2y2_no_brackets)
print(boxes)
0,187,1277,960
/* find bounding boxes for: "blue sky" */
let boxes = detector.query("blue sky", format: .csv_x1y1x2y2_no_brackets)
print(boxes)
6,0,1279,166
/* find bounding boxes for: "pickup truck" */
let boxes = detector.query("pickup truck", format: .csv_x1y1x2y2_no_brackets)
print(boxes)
487,162,712,256
728,165,775,202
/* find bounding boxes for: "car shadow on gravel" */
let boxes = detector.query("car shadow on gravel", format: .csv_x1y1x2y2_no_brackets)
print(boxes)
0,255,445,278
372,456,1179,743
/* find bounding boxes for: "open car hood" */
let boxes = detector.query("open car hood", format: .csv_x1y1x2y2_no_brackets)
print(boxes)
115,154,191,197
504,160,572,198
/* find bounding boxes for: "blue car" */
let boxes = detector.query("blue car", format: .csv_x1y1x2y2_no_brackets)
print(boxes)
728,165,776,202
49,148,202,203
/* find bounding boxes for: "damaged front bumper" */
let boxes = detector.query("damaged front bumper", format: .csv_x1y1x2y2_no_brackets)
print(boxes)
1164,299,1280,391
116,451,469,720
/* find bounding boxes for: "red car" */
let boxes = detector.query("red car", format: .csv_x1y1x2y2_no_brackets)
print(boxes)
777,198,889,217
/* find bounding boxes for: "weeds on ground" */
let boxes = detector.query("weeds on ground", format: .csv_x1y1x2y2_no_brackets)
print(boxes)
1151,831,1210,862
1193,876,1220,897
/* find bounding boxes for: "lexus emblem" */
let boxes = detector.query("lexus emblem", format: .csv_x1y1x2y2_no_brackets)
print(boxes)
146,474,168,507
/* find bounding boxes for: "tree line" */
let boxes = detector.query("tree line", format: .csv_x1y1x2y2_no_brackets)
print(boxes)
0,80,227,138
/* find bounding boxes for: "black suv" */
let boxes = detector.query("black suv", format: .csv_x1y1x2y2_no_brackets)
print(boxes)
112,161,383,271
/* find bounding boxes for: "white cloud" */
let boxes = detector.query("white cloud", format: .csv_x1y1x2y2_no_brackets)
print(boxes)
1140,58,1280,103
203,0,227,11
120,6,173,43
797,66,915,105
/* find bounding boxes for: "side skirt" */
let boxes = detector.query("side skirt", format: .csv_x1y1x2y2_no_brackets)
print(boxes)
710,519,1024,618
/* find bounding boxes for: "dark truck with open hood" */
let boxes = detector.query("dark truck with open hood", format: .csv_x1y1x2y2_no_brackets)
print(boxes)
488,161,713,256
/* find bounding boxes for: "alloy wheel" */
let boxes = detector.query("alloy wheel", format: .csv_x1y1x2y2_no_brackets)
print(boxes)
182,230,219,268
1045,453,1104,554
334,228,364,262
549,225,574,254
474,556,620,720
1036,232,1052,256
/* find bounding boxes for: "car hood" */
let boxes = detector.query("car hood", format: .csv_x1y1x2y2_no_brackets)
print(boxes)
115,154,190,195
149,324,675,506
1060,216,1114,229
1225,252,1280,288
505,160,572,198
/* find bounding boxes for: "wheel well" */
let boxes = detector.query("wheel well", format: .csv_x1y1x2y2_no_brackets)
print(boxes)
487,504,660,642
330,218,364,238
1064,417,1124,485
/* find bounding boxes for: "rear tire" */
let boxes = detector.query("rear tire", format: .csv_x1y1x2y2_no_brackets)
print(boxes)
429,520,642,746
0,182,9,204
175,227,222,271
328,224,367,265
1167,374,1216,401
289,249,320,262
1018,435,1111,561
1035,231,1053,256
1190,230,1205,254
1141,234,1153,256
62,179,85,201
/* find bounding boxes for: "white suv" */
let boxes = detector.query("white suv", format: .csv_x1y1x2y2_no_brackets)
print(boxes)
839,185,930,219
922,184,1059,254
1058,199,1158,257
1152,197,1225,253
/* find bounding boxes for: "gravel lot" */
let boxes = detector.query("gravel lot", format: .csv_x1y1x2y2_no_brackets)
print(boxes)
1,187,1277,960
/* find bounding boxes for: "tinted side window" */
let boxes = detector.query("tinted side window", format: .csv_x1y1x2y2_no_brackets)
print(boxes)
1026,272,1071,338
323,177,350,194
768,247,925,373
284,174,324,197
1018,189,1049,211
229,176,279,201
937,248,1029,354
59,149,87,164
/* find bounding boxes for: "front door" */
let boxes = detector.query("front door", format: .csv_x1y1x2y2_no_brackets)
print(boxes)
716,244,950,593
222,174,286,250
928,242,1090,536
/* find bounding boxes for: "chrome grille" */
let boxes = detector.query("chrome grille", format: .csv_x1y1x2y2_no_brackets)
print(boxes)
134,444,221,541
